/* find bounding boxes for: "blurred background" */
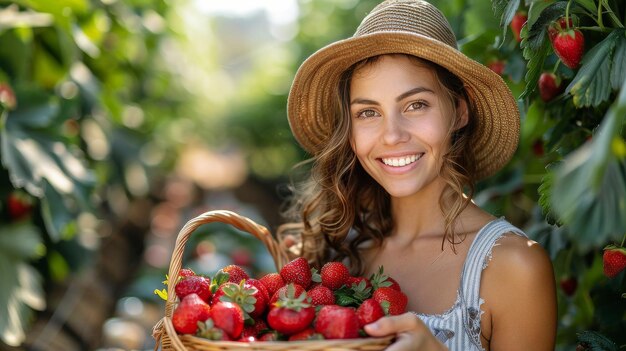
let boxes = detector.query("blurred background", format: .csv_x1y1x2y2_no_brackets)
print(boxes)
0,0,624,350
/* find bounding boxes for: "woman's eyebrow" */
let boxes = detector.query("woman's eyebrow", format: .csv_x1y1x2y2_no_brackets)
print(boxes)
350,86,434,106
395,86,434,102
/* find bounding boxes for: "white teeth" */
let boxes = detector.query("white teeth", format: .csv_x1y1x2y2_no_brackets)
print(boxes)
382,154,423,167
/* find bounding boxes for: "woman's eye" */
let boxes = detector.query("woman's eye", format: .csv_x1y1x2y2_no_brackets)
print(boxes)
407,101,427,111
356,109,378,118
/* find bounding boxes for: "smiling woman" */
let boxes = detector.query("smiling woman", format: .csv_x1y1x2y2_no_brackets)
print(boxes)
278,0,557,350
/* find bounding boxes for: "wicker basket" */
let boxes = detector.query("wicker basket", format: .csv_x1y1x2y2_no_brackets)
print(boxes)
152,210,394,351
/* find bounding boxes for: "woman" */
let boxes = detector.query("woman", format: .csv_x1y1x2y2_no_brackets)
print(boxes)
279,0,557,350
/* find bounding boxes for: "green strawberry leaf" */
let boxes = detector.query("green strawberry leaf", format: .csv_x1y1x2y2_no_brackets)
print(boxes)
610,32,626,90
491,0,520,42
576,330,619,351
538,162,561,226
566,30,625,108
551,78,626,250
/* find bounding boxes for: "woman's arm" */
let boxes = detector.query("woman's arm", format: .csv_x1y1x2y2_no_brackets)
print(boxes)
481,234,557,350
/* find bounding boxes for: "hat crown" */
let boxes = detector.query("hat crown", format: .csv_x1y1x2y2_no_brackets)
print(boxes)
355,0,458,49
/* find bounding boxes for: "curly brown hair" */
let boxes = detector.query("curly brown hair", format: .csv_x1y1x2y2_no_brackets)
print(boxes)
278,54,478,275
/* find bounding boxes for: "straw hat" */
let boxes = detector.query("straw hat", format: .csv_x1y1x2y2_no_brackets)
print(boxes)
287,0,520,180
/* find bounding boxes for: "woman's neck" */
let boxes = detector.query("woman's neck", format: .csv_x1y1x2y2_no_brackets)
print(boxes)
390,177,449,241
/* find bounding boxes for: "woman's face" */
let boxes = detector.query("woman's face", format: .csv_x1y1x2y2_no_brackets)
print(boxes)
349,55,466,199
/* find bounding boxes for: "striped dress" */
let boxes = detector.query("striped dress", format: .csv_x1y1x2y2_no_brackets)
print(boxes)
414,218,527,350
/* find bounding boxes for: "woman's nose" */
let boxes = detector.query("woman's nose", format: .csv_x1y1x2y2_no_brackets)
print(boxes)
382,113,410,145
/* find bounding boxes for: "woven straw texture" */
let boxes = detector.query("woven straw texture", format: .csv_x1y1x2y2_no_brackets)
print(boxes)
152,210,394,351
287,0,520,180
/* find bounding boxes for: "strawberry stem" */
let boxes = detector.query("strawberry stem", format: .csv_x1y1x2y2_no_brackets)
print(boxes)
620,233,625,248
552,61,561,74
596,0,604,29
602,1,624,28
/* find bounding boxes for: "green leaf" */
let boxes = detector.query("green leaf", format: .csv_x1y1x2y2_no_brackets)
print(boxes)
572,0,597,14
0,224,45,346
551,78,626,249
566,30,623,108
576,330,619,351
491,0,520,42
610,31,626,90
538,163,561,226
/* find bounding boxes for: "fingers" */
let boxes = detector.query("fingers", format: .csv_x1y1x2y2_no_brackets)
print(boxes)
364,313,422,337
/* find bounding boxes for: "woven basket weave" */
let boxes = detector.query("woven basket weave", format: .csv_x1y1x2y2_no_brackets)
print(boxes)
152,210,394,351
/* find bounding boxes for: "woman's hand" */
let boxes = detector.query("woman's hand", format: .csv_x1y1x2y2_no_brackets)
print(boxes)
364,313,448,351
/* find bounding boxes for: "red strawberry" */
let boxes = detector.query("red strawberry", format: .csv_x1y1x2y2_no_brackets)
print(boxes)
172,293,211,334
211,281,235,305
559,277,577,297
307,285,335,306
346,276,372,290
7,192,33,220
603,245,626,278
221,264,250,284
237,336,256,342
280,257,312,289
548,17,574,41
532,139,544,157
270,283,306,305
196,319,232,341
356,298,385,328
241,319,268,338
369,266,401,291
230,247,252,267
258,331,279,341
209,301,245,339
179,268,196,278
314,305,360,339
552,29,585,69
259,273,285,298
175,275,212,302
373,287,408,315
487,60,506,76
0,83,17,110
386,277,402,291
267,284,316,335
538,72,564,102
321,262,350,290
215,280,268,319
510,11,527,42
288,328,324,341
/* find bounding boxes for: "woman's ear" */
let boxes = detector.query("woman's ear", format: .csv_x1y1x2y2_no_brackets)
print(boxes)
455,99,469,130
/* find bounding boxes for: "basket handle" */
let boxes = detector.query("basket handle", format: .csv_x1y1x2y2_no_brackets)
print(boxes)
164,210,289,318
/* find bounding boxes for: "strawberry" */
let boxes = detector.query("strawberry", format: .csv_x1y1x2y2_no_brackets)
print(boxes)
175,275,212,302
280,257,312,289
270,283,306,305
0,83,17,110
221,264,250,284
551,28,585,69
179,268,196,278
532,139,544,157
172,293,211,334
370,266,401,291
7,192,33,220
288,328,324,341
356,298,385,328
259,273,285,298
321,262,350,290
386,277,402,291
196,319,232,341
217,279,268,319
267,284,316,335
373,287,408,315
346,276,372,290
208,301,245,339
314,305,360,339
510,11,527,42
559,277,577,297
548,17,574,41
487,60,506,76
538,72,564,102
241,319,268,338
230,247,253,267
307,285,335,306
237,335,256,342
603,245,626,278
258,331,279,341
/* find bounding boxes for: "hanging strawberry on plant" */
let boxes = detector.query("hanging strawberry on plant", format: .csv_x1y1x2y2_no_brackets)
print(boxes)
549,15,585,69
603,236,626,278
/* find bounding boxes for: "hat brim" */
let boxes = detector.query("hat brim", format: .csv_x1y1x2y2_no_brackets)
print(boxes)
287,31,520,180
